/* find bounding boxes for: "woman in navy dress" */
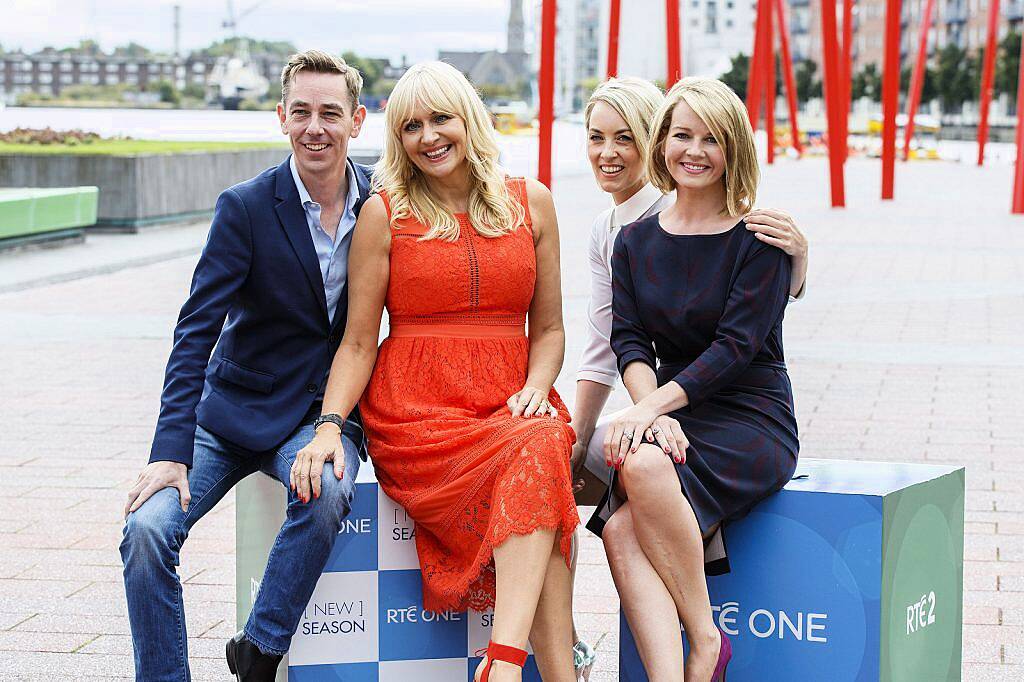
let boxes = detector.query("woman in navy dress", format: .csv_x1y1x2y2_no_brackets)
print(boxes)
598,77,798,681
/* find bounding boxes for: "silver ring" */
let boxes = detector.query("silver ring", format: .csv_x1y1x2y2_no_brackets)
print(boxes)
622,432,634,440
652,427,661,435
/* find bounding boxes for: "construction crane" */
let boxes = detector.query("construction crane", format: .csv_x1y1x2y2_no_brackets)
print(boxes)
222,1,264,37
207,0,269,109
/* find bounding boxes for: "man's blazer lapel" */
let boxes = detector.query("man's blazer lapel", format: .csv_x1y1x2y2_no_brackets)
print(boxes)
274,158,329,320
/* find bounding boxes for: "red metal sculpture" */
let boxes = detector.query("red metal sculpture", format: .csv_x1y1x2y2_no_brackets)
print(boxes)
881,0,902,199
904,0,937,162
538,0,556,188
977,1,1001,166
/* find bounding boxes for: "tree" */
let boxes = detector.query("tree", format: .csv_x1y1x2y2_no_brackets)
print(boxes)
371,78,398,98
154,80,180,106
77,39,101,56
994,31,1021,101
795,60,821,104
114,42,151,58
266,79,282,103
851,63,882,102
341,51,382,94
719,53,750,100
202,37,296,58
934,43,978,113
478,83,520,102
579,76,602,101
182,83,206,100
900,64,937,105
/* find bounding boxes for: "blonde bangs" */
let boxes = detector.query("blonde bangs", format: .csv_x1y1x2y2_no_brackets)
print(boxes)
585,77,664,176
374,61,524,241
646,77,759,216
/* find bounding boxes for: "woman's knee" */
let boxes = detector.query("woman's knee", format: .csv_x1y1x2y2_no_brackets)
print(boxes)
620,443,676,492
601,507,637,558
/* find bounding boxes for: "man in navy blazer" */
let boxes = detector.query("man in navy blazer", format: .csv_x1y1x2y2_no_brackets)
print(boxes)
120,50,371,682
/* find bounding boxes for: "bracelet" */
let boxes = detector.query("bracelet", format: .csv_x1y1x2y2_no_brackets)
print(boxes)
313,413,345,434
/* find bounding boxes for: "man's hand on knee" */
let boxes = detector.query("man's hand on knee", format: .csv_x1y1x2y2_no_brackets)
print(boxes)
124,461,190,519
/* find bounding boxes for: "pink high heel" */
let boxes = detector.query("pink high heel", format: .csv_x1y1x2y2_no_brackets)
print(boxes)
477,640,527,681
711,628,732,681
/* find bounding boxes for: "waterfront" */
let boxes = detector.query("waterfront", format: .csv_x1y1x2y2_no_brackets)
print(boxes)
0,106,595,178
2,105,1020,176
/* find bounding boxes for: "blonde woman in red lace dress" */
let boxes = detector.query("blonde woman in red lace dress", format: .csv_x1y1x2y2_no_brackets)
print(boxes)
292,61,579,682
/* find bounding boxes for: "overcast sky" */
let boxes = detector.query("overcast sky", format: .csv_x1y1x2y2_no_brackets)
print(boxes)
4,0,535,63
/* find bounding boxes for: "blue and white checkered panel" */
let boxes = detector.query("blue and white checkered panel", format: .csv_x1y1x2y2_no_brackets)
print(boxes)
377,482,420,571
323,481,379,573
290,570,378,667
288,478,542,680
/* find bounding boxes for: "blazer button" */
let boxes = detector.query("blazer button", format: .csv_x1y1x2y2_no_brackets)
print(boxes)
306,383,318,393
328,333,339,344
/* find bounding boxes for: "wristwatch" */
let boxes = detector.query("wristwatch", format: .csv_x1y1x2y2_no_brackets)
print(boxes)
313,413,345,434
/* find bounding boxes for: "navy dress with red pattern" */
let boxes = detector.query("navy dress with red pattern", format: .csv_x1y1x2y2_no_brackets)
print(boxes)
605,213,799,560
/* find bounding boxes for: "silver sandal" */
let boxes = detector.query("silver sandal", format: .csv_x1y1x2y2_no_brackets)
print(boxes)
573,639,597,681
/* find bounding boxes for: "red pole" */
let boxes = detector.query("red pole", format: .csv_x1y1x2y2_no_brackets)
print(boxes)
1012,31,1024,212
746,0,768,126
881,0,902,200
774,0,803,156
977,0,1002,166
820,0,846,206
840,0,854,162
903,0,937,161
538,0,556,189
606,0,621,79
766,4,776,164
666,0,682,87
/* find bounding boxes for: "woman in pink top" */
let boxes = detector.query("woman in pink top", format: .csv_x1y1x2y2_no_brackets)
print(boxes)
566,77,809,679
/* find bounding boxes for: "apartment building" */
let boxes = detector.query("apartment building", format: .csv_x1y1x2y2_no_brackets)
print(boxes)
0,46,286,104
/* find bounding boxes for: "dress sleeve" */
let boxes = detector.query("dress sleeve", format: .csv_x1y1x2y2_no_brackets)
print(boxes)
577,216,618,386
672,240,791,409
610,229,657,376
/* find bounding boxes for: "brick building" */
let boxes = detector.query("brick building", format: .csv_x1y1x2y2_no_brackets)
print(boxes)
0,46,286,104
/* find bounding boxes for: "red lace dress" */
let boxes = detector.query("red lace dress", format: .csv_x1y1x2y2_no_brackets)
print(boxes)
359,178,579,612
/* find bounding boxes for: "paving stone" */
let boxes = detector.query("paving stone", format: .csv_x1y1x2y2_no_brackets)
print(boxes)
0,630,99,653
961,663,1024,681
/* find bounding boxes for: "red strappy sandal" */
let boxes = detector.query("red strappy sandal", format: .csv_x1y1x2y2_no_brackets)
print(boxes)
477,641,528,681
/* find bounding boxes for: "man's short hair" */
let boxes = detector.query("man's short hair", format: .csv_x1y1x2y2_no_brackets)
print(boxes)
280,50,363,110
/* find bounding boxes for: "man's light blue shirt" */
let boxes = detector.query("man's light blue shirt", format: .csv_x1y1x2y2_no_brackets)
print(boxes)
289,155,359,326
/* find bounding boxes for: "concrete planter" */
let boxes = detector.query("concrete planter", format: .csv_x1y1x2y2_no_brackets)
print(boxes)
0,149,379,231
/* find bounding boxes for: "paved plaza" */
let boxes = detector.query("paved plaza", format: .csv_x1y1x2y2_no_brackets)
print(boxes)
0,156,1022,680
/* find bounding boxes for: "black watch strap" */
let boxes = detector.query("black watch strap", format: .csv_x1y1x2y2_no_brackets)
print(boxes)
313,413,345,433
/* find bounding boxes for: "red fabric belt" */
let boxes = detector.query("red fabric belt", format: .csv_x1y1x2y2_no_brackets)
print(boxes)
388,314,526,339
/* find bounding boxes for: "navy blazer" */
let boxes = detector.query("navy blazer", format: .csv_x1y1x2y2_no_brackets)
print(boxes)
150,156,373,467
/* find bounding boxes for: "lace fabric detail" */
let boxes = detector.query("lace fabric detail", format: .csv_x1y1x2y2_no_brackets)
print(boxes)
389,313,526,327
361,178,579,612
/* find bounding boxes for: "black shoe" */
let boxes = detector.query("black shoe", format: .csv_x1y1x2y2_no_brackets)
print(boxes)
225,631,283,682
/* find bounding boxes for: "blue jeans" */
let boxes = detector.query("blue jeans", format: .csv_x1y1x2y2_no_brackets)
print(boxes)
120,421,361,682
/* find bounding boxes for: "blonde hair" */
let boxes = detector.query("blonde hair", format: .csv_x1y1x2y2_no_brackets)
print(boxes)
647,77,758,216
374,61,524,241
585,77,664,172
280,50,363,110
